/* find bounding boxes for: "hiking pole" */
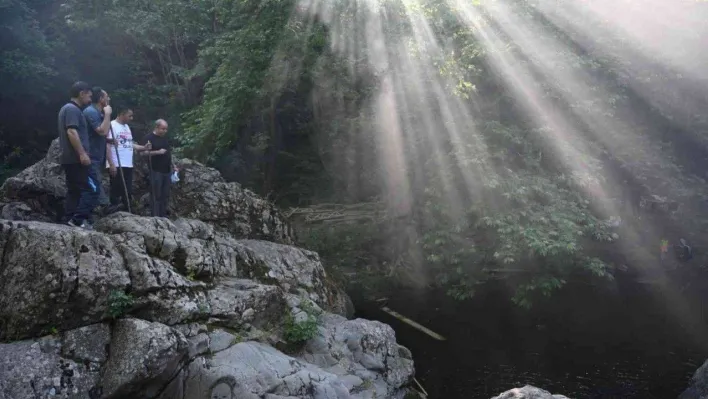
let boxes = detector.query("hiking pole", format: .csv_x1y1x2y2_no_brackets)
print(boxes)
109,125,131,214
147,141,157,216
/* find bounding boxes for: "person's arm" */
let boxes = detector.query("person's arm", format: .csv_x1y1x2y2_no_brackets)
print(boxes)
85,106,112,136
67,128,90,165
133,143,151,151
106,125,117,169
65,107,90,165
141,148,166,156
169,144,178,171
97,106,112,136
106,143,117,172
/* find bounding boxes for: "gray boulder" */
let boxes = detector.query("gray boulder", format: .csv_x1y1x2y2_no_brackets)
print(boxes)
680,359,708,399
490,386,570,399
100,318,189,399
94,213,347,315
0,140,65,222
0,213,349,340
0,324,110,399
0,214,416,398
158,341,351,399
0,142,416,399
0,220,131,340
300,314,415,397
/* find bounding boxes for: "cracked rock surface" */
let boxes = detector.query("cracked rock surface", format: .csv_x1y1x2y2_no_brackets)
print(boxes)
0,140,580,399
0,141,585,399
0,144,415,399
0,213,416,399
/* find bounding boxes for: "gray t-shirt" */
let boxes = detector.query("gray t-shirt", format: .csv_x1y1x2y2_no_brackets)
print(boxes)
83,104,106,164
58,101,89,165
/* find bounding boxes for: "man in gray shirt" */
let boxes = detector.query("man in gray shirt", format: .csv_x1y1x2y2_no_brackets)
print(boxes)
58,81,96,229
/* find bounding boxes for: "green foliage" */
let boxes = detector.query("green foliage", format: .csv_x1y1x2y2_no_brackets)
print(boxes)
107,290,135,319
4,0,705,308
283,301,321,344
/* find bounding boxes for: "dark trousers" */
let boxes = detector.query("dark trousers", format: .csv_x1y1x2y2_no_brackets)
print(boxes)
63,163,98,224
110,167,134,211
91,161,108,206
149,171,171,217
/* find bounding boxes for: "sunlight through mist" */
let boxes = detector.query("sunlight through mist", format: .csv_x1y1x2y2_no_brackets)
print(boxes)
287,0,708,329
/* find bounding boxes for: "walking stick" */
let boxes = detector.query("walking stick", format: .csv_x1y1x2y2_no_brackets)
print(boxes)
109,125,132,213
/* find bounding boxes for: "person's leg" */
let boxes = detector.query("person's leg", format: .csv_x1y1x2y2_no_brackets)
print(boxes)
123,167,134,212
160,172,171,217
63,164,81,223
149,171,162,217
94,162,110,206
86,162,102,223
109,172,121,206
70,164,93,225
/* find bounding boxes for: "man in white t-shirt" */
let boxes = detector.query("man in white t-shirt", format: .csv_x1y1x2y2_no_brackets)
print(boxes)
106,109,151,212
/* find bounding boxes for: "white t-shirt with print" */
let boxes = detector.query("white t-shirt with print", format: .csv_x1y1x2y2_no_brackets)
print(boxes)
107,120,134,168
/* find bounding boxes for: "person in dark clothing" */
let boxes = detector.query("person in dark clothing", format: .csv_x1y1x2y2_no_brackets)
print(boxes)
58,81,95,229
142,119,177,217
83,87,113,214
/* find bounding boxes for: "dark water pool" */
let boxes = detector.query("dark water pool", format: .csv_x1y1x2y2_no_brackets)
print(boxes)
354,277,708,399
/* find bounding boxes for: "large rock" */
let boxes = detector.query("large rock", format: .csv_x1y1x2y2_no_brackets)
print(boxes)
0,140,66,222
0,324,109,399
100,318,189,399
0,139,294,244
157,337,414,399
680,359,708,399
0,213,348,340
490,386,570,399
0,220,131,340
158,342,351,399
0,214,415,398
0,142,416,399
94,213,347,314
300,314,415,397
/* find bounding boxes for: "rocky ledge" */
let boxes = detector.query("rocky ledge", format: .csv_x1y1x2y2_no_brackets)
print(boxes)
0,142,416,399
3,141,702,399
0,214,414,398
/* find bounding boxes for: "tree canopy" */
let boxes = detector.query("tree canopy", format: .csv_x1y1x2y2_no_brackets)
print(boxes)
2,0,708,306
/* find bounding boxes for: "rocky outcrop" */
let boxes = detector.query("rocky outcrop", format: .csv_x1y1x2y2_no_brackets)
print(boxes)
0,139,294,244
490,386,570,399
0,140,414,398
0,139,593,399
680,359,708,399
0,214,412,397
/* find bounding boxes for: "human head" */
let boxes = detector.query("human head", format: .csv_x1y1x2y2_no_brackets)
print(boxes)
91,87,109,107
153,119,168,136
70,81,92,105
117,109,133,124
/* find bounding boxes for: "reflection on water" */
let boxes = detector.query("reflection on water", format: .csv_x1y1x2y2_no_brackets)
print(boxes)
354,278,708,399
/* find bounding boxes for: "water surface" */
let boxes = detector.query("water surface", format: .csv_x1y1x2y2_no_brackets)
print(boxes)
354,277,708,398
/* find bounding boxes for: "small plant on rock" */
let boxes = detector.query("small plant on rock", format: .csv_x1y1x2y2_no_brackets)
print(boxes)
283,301,321,345
108,290,135,318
